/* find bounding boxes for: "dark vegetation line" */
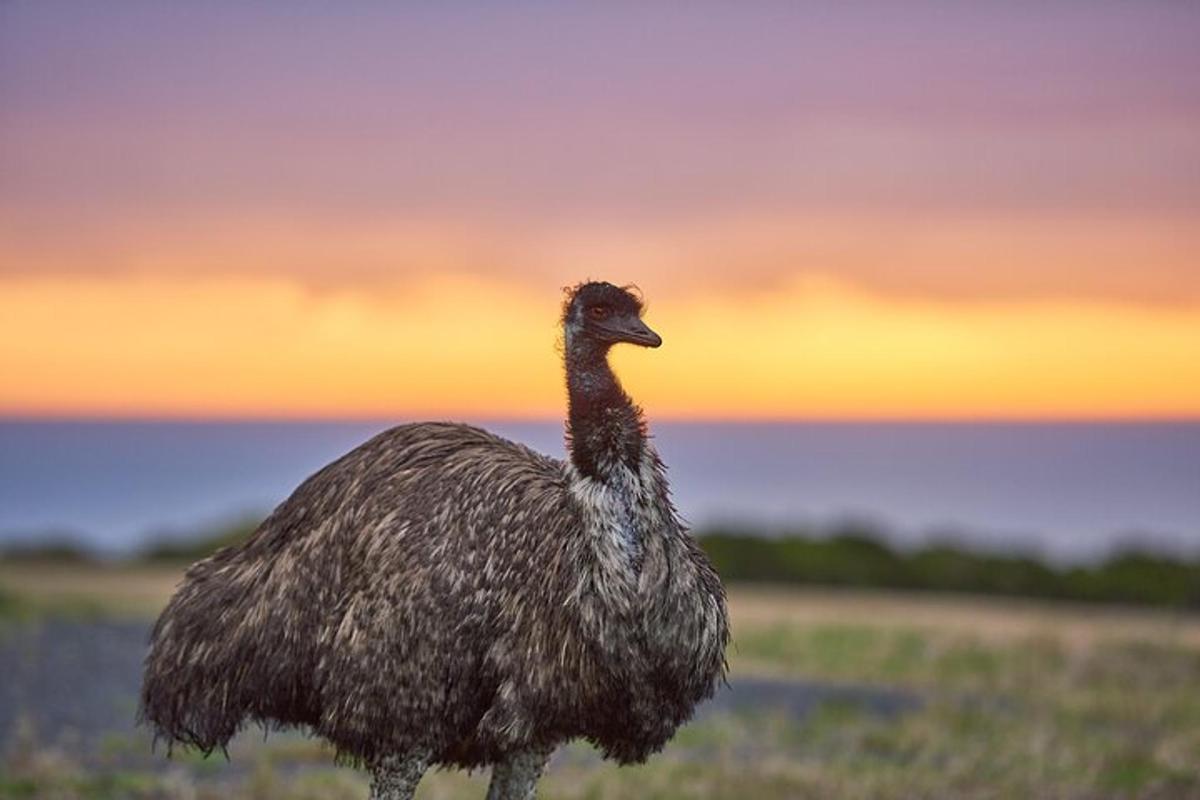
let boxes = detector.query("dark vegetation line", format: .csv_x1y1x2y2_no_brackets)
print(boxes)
699,529,1200,609
3,518,1200,609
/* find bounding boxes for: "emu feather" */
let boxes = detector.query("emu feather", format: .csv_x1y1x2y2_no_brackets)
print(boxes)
140,281,729,799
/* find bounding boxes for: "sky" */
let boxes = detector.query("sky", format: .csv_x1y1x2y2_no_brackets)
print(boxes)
2,1,1199,420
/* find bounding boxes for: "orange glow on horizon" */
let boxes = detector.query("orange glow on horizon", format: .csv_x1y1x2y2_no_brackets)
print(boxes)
4,4,1199,423
2,273,1198,421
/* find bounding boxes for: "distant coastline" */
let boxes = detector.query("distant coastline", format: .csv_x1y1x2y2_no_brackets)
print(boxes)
2,419,1198,562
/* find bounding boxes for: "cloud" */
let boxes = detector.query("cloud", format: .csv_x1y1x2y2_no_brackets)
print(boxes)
2,2,1199,304
3,209,1198,307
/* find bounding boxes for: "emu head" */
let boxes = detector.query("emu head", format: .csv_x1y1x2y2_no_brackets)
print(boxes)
562,282,662,352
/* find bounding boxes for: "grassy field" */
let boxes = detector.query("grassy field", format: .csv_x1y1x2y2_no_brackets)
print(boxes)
2,562,1199,799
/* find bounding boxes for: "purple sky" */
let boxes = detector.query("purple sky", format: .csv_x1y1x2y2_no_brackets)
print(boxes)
3,1,1199,301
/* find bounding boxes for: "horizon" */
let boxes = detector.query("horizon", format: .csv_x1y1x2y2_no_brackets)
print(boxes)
4,416,1197,563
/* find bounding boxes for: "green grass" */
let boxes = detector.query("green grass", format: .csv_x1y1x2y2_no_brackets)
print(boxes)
0,584,28,621
2,582,1199,799
725,623,1200,798
0,582,112,627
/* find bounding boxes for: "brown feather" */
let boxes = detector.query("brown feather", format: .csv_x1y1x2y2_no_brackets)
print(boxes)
140,286,729,769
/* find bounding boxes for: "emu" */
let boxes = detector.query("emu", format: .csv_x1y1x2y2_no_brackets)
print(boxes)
140,281,729,800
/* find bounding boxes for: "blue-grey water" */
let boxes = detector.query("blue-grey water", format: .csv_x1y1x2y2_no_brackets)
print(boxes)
0,420,1197,562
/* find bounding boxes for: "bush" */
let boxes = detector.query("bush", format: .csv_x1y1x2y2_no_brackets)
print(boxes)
137,517,260,563
0,539,95,564
696,527,1200,610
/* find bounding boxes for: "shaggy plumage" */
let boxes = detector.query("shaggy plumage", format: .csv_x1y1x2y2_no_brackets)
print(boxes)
140,281,729,796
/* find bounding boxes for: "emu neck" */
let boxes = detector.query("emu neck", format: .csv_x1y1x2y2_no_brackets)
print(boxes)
565,340,645,483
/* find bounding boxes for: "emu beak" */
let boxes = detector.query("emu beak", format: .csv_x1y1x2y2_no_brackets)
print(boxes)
619,317,663,348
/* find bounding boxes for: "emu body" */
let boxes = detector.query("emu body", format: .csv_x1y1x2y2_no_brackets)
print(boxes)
140,282,729,799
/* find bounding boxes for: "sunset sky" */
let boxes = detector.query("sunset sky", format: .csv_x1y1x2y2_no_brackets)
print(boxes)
2,2,1198,419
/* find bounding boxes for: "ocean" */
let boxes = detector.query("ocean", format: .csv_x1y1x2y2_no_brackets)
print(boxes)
0,420,1196,562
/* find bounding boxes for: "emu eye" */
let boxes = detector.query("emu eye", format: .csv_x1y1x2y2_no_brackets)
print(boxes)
588,306,610,320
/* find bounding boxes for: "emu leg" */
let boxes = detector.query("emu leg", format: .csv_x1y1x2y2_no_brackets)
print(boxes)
485,748,552,800
369,753,428,800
